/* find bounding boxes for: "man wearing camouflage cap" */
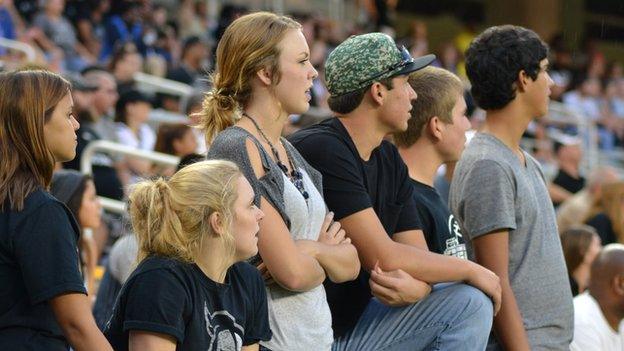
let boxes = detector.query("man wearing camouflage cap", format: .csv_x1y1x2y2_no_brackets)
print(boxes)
290,33,499,350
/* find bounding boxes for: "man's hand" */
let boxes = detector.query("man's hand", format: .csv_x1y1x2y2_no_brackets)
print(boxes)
369,262,431,307
466,263,502,315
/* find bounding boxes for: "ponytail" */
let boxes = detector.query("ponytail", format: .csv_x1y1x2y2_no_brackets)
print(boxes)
128,160,242,264
198,73,240,146
129,178,201,263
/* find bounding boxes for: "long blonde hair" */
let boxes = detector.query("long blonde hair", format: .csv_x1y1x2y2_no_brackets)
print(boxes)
198,11,301,144
128,160,241,263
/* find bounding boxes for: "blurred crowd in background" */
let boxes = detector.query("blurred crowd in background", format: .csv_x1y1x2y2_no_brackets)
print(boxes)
1,0,624,316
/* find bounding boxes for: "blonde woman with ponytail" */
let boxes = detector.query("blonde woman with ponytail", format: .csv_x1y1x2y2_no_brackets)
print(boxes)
104,160,271,351
203,12,360,351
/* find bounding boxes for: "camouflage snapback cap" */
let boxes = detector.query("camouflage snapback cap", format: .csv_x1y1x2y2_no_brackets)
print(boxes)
325,33,435,96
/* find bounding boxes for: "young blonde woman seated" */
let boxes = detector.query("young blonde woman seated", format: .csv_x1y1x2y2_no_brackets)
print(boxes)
104,160,272,350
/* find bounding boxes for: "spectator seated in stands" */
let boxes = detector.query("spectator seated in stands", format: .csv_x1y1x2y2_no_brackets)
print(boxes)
93,152,204,330
166,35,208,87
100,0,144,61
561,225,602,296
155,123,198,158
557,166,619,232
153,122,198,176
607,77,624,121
32,0,95,71
585,181,624,245
393,66,471,258
103,160,271,350
205,13,360,350
93,233,137,330
114,89,156,185
571,244,624,351
78,69,125,201
0,1,17,57
548,134,585,208
69,0,109,59
449,25,573,350
563,74,618,150
291,32,498,350
50,170,102,296
0,69,112,351
108,42,143,95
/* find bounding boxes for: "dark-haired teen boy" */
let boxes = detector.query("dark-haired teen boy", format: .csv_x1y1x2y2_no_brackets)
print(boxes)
449,25,574,350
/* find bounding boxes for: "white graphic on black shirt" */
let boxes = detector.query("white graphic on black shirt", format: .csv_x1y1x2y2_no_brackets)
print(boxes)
204,302,244,351
445,214,467,259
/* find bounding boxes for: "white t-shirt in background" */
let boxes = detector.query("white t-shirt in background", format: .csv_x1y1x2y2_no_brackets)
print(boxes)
571,292,624,351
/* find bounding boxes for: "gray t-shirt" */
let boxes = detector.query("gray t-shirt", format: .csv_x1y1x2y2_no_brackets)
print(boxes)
449,133,573,350
33,13,78,56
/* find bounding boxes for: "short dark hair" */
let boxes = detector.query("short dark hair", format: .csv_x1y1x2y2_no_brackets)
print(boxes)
181,36,203,59
465,25,548,110
327,77,394,114
155,123,193,156
115,90,152,124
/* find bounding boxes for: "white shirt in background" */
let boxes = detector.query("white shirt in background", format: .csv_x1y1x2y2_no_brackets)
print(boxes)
571,292,624,351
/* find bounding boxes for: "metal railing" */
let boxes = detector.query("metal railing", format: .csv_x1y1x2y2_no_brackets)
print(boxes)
0,38,37,62
544,101,599,175
80,140,181,214
133,72,194,98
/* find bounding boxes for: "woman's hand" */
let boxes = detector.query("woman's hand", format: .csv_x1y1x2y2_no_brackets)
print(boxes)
318,212,350,245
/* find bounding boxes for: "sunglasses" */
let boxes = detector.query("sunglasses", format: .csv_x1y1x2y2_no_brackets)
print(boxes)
358,45,415,86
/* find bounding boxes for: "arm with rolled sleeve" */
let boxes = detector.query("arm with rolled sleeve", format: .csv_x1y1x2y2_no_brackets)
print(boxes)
14,199,112,351
243,267,272,346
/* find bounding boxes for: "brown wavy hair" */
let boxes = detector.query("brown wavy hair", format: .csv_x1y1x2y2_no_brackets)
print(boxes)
0,70,71,211
198,11,301,144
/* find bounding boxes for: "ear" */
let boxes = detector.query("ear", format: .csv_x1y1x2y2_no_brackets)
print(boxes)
613,274,624,296
428,116,444,141
369,82,386,106
516,69,530,93
209,212,226,236
255,67,273,86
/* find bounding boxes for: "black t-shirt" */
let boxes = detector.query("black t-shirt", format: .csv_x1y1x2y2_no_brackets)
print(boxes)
289,117,420,338
552,169,585,206
586,212,617,245
105,256,272,351
166,65,196,86
0,189,86,351
411,179,467,258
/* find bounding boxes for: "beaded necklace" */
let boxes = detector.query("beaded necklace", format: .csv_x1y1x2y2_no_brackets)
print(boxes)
242,112,309,201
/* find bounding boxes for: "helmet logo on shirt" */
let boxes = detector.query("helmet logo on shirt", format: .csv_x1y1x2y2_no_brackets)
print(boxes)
448,214,463,239
204,302,244,351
